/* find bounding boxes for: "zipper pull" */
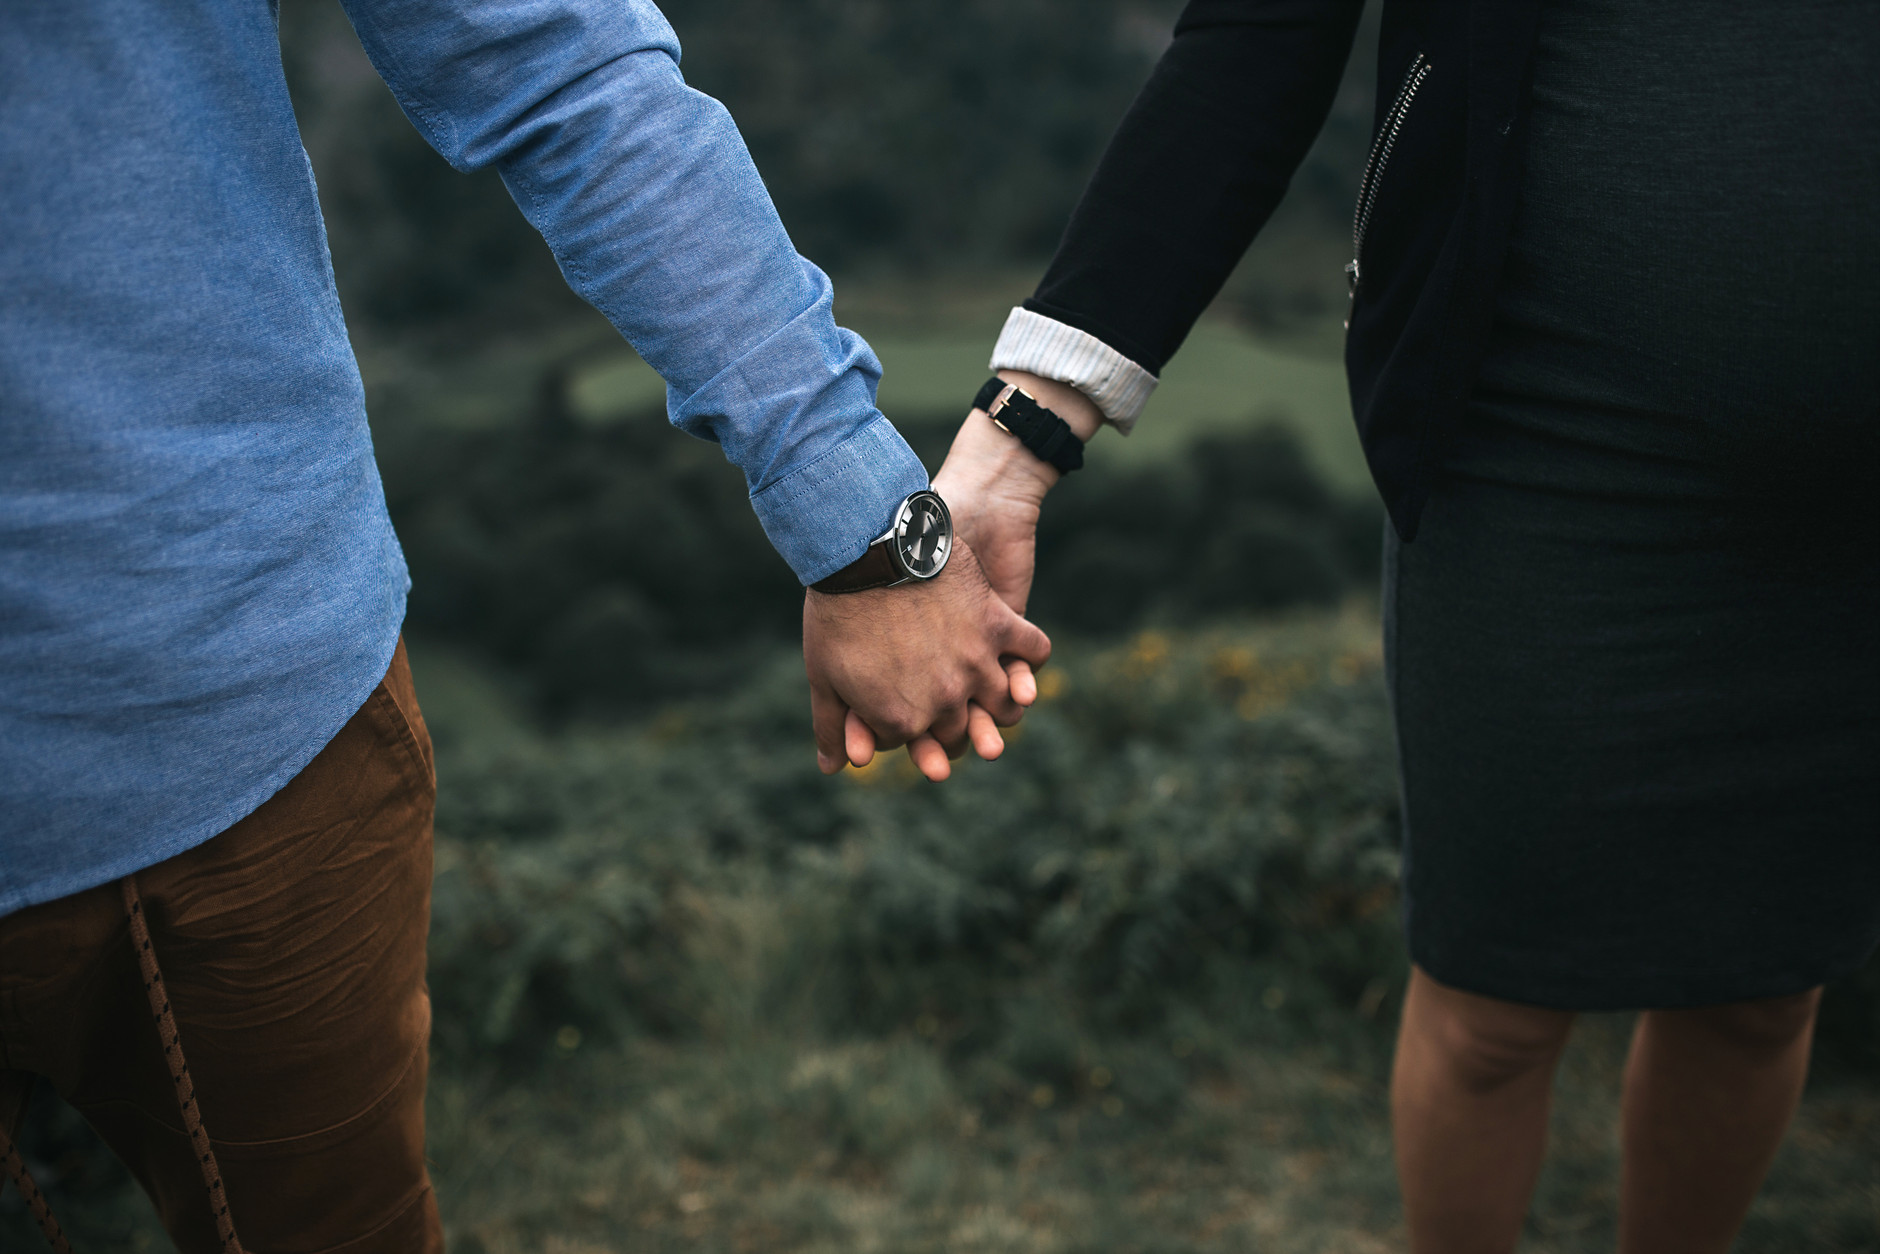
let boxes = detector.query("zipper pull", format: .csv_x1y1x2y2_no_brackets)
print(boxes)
1344,259,1361,329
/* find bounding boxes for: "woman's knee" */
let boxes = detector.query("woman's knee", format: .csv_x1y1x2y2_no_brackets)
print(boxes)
1649,988,1822,1060
1406,967,1576,1094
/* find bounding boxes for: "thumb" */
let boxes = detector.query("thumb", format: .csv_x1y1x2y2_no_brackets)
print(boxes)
844,708,879,769
1004,658,1038,708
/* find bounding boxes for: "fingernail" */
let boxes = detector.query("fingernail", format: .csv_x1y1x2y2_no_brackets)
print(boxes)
818,752,836,773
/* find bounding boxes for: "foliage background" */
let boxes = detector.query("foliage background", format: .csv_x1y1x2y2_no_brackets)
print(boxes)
6,1,1877,1250
280,0,1375,336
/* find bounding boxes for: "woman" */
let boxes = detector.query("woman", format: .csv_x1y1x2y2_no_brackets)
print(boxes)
930,1,1880,1247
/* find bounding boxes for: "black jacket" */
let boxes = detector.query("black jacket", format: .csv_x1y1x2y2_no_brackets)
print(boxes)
1025,0,1546,538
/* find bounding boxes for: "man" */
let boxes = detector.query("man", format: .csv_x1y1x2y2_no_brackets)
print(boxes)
0,0,1045,1247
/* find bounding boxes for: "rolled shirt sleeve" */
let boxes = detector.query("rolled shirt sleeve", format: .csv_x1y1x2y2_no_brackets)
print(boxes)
337,0,925,584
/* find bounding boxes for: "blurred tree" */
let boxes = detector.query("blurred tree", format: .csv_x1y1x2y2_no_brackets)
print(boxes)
663,0,1188,266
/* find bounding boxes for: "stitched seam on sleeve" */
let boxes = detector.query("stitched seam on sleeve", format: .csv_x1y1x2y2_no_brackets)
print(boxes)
748,414,915,512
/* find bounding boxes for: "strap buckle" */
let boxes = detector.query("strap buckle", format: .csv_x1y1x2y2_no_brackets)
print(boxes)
985,382,1024,434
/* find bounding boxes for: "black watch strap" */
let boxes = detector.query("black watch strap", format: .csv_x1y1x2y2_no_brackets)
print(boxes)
973,377,1086,474
811,539,900,594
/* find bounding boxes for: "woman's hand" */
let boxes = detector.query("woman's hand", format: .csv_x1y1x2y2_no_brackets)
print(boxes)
932,370,1104,714
932,370,1104,615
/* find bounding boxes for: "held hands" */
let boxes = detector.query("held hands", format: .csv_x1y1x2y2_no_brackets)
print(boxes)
803,536,1049,782
804,372,1100,783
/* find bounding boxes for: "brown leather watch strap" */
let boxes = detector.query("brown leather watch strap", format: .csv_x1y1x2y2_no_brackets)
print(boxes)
810,539,901,594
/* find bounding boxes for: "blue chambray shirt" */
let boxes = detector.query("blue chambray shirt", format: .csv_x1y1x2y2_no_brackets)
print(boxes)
0,0,928,916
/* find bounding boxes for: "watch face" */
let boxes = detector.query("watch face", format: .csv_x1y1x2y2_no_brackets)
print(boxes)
892,491,952,580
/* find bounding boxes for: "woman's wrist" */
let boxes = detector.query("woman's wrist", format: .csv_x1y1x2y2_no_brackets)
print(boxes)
995,369,1105,443
936,368,1103,519
937,402,1058,507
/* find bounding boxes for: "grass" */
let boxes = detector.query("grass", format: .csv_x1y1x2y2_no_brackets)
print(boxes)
428,1017,1880,1254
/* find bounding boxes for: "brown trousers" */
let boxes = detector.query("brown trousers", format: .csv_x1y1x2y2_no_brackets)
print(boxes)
0,641,444,1253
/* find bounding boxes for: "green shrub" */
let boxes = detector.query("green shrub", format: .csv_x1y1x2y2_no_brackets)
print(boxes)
421,610,1407,1083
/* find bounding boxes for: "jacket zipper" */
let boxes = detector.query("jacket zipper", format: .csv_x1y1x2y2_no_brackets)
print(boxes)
1346,52,1432,328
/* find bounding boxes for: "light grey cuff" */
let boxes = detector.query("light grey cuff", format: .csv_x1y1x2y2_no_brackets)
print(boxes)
988,307,1158,434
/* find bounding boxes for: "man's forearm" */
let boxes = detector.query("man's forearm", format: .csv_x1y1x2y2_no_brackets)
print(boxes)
341,0,925,584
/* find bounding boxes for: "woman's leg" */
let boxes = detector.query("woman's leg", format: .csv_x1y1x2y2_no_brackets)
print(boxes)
1618,988,1821,1254
1392,965,1577,1253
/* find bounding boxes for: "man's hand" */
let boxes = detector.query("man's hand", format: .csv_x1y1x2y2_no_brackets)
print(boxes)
804,536,1051,782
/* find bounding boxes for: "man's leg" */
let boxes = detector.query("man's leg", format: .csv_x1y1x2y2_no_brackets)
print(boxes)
1391,965,1577,1254
0,640,443,1254
1617,988,1821,1254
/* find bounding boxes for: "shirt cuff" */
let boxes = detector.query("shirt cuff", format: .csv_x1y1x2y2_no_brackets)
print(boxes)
748,415,930,586
989,307,1158,434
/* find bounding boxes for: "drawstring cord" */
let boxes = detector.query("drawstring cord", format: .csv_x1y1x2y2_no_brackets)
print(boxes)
0,879,249,1253
0,1121,73,1254
120,876,245,1254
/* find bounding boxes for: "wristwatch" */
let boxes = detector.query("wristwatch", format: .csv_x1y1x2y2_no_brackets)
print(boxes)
973,377,1085,474
810,489,953,594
